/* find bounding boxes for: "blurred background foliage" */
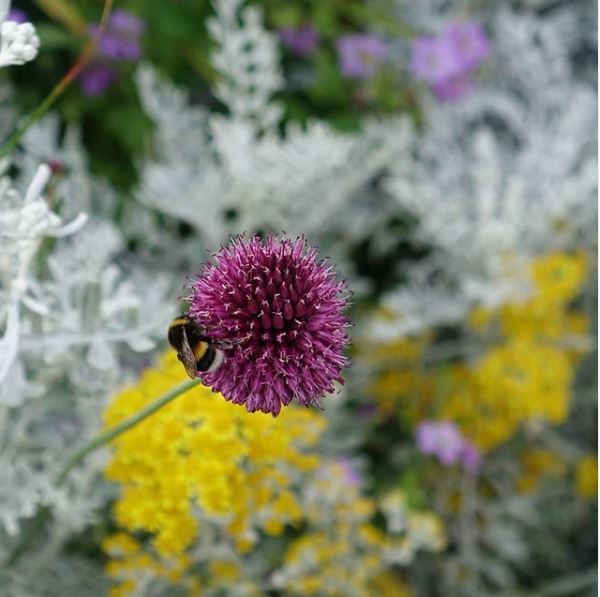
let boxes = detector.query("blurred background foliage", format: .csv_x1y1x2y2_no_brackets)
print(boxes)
0,0,597,595
8,0,421,188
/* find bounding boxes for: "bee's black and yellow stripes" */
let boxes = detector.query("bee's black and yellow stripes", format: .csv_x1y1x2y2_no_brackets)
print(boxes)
168,315,223,378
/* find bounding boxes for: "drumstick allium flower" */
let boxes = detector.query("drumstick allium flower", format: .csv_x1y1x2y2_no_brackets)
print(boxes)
189,236,350,416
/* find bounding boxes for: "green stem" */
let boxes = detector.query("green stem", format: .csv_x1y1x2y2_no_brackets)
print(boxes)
0,0,113,159
55,378,201,486
5,377,201,567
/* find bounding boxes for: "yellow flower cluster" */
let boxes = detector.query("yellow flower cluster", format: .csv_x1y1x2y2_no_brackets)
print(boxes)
103,533,194,597
575,454,598,499
443,252,589,450
366,334,434,422
274,469,445,596
368,252,589,453
273,461,387,596
516,449,565,494
103,351,325,594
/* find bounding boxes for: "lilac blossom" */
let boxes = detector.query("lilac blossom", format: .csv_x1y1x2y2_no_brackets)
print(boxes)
189,236,350,416
409,35,463,85
410,20,491,101
461,443,482,473
444,21,490,72
416,420,482,473
336,34,388,79
332,457,363,487
6,9,27,24
79,63,117,96
79,10,144,96
279,24,319,57
88,10,144,62
432,74,474,101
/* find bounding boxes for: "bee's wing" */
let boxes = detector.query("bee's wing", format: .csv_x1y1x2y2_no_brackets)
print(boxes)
177,326,199,379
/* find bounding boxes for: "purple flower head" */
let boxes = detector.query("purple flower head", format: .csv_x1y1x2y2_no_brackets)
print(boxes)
443,21,490,72
416,420,482,473
417,420,465,465
279,24,319,57
333,457,363,487
432,74,474,101
189,236,350,416
6,9,28,24
108,9,145,35
336,34,388,79
410,20,490,102
317,458,362,487
462,443,482,473
79,63,117,96
409,35,463,85
89,9,144,62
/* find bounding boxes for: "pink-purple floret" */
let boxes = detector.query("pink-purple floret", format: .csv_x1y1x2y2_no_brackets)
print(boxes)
279,24,320,57
79,10,144,96
416,420,482,473
410,20,491,101
189,236,350,417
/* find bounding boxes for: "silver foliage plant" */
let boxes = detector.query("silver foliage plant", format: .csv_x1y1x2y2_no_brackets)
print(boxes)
372,3,597,340
136,0,407,253
0,0,596,594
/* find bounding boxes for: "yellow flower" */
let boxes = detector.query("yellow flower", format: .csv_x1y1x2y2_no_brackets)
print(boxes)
516,449,565,494
443,339,574,451
575,455,598,499
103,351,326,591
370,572,413,597
531,252,588,305
367,334,435,421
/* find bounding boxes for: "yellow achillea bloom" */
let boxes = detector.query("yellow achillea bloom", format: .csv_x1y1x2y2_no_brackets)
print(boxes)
103,351,325,593
366,334,435,422
370,572,414,596
575,455,598,499
370,252,590,452
443,340,573,450
516,449,565,494
443,252,589,451
273,467,445,596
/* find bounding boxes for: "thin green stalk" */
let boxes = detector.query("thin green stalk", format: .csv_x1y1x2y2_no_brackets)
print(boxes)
55,378,200,486
0,0,113,159
5,377,201,566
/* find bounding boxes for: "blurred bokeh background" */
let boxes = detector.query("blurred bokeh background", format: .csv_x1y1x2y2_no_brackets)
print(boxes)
0,0,597,595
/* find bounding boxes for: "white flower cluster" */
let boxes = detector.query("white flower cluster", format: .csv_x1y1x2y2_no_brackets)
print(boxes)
0,0,39,68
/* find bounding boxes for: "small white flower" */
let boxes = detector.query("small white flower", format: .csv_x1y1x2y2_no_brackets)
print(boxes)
0,8,40,67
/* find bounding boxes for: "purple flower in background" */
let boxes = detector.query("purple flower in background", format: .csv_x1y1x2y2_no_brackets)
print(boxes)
417,420,465,465
337,34,388,79
190,236,350,416
79,63,117,96
90,10,144,61
6,9,28,24
79,10,144,95
462,443,482,473
410,20,490,101
334,457,363,487
416,420,482,473
318,457,363,487
444,21,490,71
409,35,462,85
279,24,319,57
432,74,474,101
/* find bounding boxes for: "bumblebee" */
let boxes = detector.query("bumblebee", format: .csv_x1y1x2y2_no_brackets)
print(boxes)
168,314,224,379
